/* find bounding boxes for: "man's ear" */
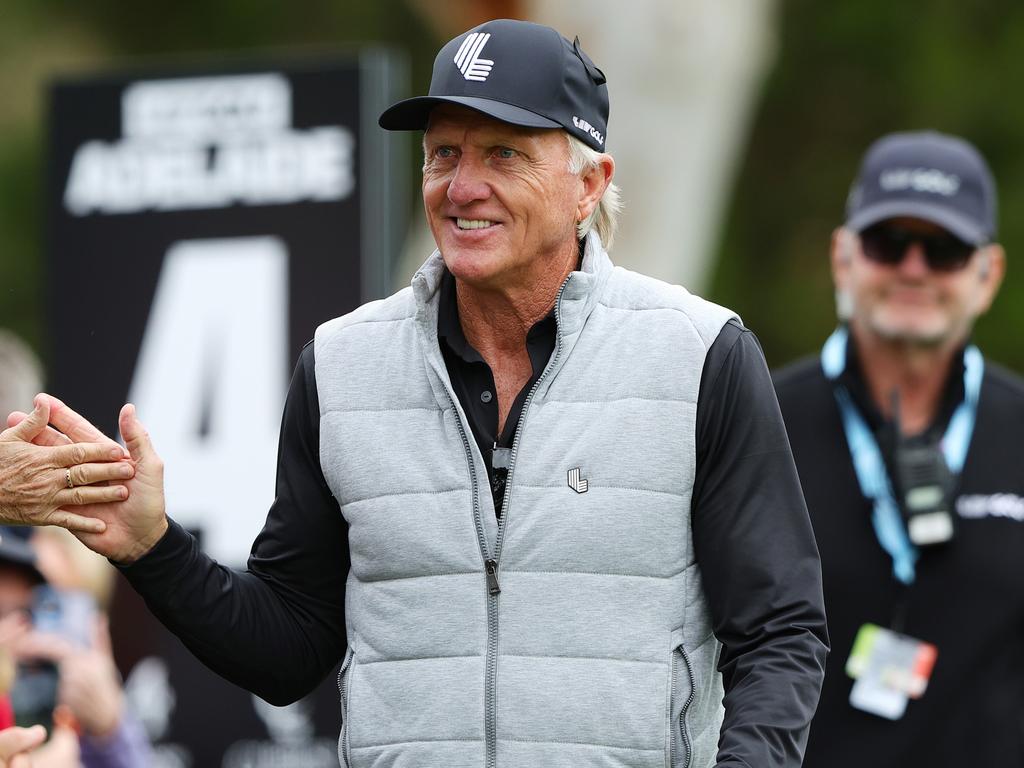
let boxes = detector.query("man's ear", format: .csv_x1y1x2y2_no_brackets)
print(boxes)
576,154,614,223
831,227,857,321
830,227,855,278
972,243,1006,316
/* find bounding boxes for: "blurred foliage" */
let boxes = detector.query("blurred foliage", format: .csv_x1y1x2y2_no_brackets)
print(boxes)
711,0,1024,370
3,1,1024,374
0,0,439,366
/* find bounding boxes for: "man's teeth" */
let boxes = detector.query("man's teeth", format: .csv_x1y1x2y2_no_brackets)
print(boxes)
456,218,494,230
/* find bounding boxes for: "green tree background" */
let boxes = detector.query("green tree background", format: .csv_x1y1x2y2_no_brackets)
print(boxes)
712,0,1024,369
2,1,1022,372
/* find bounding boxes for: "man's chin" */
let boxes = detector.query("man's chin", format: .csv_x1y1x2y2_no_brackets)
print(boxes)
441,243,505,276
868,314,953,347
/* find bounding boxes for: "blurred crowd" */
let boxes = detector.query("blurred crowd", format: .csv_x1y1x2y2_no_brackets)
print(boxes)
0,332,151,767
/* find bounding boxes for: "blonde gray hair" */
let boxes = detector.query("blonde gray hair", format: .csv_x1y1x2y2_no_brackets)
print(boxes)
566,134,622,249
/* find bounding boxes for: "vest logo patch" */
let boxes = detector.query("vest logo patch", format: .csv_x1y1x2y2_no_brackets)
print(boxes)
567,467,589,494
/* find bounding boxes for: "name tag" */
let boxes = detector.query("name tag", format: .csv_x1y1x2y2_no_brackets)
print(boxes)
846,623,938,720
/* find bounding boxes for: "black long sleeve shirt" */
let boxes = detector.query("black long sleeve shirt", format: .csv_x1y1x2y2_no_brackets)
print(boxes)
119,295,827,767
775,350,1024,768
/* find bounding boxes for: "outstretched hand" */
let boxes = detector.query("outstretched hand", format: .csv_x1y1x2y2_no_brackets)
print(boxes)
79,402,168,563
7,396,168,564
0,396,130,534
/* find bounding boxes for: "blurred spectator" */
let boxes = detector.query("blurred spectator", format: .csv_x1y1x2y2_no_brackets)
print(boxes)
774,132,1024,766
0,332,42,420
0,526,151,767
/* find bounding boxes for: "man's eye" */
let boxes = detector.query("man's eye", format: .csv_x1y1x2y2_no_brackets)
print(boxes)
495,147,517,159
434,147,456,159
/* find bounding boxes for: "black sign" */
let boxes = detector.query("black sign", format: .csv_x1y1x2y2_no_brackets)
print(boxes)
46,54,406,764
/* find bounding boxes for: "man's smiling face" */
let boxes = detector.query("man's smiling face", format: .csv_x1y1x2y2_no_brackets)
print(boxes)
422,105,582,293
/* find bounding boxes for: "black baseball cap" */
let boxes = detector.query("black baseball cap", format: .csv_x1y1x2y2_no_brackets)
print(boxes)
845,131,997,246
379,19,610,151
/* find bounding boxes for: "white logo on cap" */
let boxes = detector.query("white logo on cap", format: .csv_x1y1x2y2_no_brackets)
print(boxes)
880,168,961,197
572,116,604,146
455,33,494,82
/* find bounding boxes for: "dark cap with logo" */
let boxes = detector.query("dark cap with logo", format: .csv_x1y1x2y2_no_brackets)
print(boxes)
379,18,610,151
845,131,997,245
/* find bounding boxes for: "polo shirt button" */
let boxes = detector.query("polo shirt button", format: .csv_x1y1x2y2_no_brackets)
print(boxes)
480,390,493,403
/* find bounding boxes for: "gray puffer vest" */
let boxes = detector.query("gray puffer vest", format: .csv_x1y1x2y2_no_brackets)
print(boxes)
314,232,736,768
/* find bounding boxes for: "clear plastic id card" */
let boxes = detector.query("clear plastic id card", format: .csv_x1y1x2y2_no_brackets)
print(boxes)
845,623,938,720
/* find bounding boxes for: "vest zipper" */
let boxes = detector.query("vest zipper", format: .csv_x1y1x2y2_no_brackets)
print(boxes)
444,272,572,768
485,559,501,594
439,384,499,767
486,275,570,767
671,644,696,768
337,646,355,767
492,274,570,575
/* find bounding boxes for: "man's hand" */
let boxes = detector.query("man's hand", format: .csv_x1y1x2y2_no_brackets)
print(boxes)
57,616,123,738
24,708,79,768
6,397,167,565
0,396,131,534
9,397,168,564
0,725,47,767
79,403,168,563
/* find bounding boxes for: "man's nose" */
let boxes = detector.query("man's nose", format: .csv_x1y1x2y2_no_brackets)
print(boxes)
447,157,491,205
898,241,931,277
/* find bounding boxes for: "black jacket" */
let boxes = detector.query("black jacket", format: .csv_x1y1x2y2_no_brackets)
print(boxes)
774,350,1024,768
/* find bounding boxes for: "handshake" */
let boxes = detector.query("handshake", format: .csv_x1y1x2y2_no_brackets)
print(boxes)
0,395,168,565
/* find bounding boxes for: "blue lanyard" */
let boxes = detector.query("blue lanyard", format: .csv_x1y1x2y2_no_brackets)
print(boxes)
820,327,983,584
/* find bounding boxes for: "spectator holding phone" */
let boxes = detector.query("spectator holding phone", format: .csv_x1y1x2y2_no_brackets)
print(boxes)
0,526,150,767
0,529,79,767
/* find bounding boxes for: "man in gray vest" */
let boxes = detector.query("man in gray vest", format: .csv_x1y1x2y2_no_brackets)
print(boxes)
1,19,827,768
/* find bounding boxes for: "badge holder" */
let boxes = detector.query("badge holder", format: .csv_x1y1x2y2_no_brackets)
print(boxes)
890,392,956,547
894,441,956,546
846,623,938,719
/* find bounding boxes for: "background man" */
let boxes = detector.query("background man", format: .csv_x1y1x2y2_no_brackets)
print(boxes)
2,19,827,767
0,526,151,766
774,131,1024,767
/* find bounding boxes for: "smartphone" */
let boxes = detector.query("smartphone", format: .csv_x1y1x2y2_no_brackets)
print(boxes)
9,586,97,728
30,586,96,649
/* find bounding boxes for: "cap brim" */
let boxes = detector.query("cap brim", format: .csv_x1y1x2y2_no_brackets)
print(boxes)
847,200,989,245
379,95,562,132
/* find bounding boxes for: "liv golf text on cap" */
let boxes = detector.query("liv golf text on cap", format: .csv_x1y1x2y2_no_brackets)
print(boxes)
845,131,997,246
379,19,610,151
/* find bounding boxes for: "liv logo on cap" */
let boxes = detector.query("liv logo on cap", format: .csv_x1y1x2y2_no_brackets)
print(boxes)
454,33,494,82
379,19,611,152
845,131,997,246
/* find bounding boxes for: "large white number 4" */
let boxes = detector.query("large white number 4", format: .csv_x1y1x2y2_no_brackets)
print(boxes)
128,236,288,564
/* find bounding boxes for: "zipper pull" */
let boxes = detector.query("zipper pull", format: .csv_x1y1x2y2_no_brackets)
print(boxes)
485,559,501,595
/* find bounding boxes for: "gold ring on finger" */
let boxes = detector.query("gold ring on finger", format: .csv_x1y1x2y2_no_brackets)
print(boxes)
65,468,74,489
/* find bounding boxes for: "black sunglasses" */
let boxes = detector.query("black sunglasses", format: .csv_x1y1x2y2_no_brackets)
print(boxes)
858,224,978,273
